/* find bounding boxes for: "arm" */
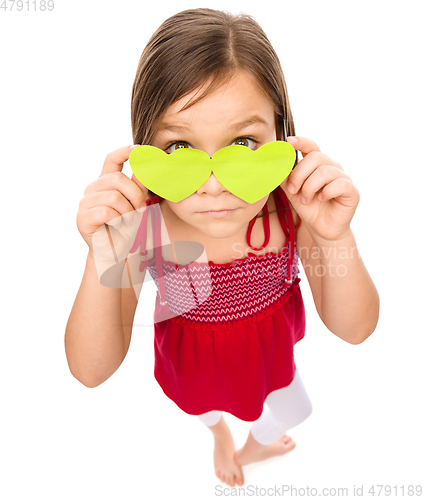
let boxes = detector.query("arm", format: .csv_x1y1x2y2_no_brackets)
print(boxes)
282,136,380,346
64,251,144,387
298,223,379,344
68,143,149,387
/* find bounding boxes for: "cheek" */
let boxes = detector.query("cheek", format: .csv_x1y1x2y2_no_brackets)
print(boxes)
166,200,192,219
252,195,269,213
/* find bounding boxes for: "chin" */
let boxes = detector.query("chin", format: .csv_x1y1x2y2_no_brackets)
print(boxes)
197,223,242,239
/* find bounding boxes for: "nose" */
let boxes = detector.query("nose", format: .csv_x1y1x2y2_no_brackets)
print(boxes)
196,172,228,195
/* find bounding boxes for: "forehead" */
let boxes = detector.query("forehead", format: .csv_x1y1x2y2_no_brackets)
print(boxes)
162,70,275,123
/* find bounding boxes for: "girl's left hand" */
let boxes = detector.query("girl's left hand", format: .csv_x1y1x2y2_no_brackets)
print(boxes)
280,136,360,243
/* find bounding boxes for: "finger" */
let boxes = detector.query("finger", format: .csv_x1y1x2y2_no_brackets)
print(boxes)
286,136,321,156
318,178,359,207
284,151,342,195
296,165,351,204
131,173,149,199
100,144,140,176
84,205,124,231
86,171,146,215
79,190,139,225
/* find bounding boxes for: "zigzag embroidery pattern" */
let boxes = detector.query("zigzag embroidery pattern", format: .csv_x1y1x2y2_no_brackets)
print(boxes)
147,248,300,325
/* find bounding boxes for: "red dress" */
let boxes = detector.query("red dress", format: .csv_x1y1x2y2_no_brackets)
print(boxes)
129,186,306,422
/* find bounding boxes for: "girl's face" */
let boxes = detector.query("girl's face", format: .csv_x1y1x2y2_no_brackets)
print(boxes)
150,70,278,240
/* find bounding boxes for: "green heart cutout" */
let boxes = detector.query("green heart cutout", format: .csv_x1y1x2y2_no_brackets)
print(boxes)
129,140,296,203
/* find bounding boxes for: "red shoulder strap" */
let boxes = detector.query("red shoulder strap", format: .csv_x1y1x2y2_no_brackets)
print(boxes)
246,200,271,251
129,197,172,316
274,186,301,285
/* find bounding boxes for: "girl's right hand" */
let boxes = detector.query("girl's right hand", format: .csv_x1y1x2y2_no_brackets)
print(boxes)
77,145,149,261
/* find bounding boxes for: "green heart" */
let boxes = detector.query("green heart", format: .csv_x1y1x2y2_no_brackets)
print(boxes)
129,140,296,203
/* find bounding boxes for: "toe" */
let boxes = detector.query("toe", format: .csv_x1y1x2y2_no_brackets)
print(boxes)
287,441,296,450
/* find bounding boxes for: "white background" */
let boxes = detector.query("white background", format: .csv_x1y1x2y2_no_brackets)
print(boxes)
1,1,423,499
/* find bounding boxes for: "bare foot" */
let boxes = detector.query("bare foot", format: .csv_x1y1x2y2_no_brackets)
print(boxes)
208,416,244,487
234,431,296,466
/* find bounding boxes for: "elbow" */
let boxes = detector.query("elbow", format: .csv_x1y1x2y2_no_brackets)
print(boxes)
355,297,380,344
346,319,379,345
79,377,103,389
69,369,104,388
65,353,102,388
343,293,380,345
329,323,377,345
67,360,124,387
334,318,379,345
65,356,108,388
347,332,372,345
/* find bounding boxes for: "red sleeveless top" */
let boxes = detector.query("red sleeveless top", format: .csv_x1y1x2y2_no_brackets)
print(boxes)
129,186,306,421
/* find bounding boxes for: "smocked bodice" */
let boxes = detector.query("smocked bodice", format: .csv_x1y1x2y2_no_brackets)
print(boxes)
129,186,301,327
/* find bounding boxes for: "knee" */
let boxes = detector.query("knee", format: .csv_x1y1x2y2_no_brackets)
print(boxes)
283,395,313,427
290,397,313,428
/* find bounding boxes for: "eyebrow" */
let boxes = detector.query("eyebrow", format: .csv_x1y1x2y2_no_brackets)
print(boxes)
158,114,269,133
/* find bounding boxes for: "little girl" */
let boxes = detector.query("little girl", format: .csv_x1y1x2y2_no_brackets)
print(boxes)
67,8,380,489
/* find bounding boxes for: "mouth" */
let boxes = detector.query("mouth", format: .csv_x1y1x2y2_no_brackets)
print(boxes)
198,208,238,218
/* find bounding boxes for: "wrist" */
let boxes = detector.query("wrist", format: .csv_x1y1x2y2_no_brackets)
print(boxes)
311,227,355,248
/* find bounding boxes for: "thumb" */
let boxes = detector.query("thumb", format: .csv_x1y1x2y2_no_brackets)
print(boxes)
279,176,303,212
100,144,140,177
279,176,292,198
131,173,149,197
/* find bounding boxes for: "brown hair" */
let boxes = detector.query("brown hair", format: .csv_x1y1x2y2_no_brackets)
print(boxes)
130,8,297,218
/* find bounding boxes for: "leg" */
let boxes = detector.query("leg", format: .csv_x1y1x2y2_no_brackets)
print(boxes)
197,410,223,427
252,368,313,445
235,368,312,465
196,410,244,487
